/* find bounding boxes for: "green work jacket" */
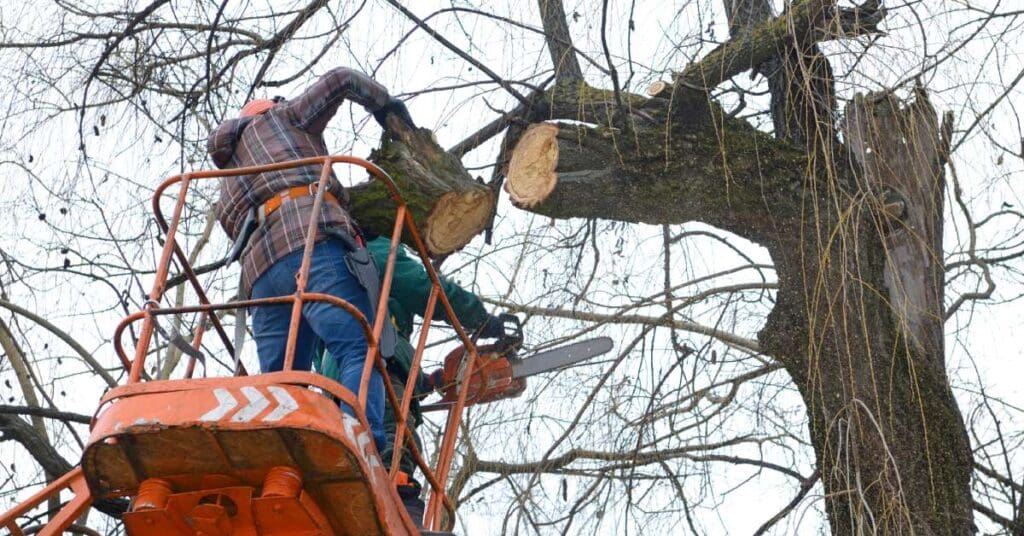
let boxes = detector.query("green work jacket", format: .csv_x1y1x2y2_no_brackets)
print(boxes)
317,237,489,404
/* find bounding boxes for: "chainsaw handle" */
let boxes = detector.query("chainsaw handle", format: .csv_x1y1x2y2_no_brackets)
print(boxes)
496,313,523,352
423,368,445,392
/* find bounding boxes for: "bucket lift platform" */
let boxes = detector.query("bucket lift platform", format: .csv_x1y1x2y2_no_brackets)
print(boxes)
1,156,482,535
85,373,410,535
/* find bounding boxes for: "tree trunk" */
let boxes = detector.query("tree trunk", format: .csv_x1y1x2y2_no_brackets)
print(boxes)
350,116,494,256
506,85,974,534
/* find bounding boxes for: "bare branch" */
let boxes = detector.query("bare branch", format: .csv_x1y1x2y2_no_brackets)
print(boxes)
0,299,117,387
536,0,583,83
382,0,532,108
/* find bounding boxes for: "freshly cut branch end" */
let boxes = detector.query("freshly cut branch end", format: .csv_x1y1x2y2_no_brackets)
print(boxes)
356,120,494,256
647,80,672,98
505,123,559,208
425,188,494,254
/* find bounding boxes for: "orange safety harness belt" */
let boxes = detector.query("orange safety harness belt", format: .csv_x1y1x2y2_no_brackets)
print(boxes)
258,184,340,225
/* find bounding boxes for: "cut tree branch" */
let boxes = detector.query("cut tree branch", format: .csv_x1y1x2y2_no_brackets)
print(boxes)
504,116,806,246
354,116,495,255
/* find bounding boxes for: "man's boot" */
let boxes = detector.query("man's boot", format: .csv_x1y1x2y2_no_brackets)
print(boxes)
396,472,425,528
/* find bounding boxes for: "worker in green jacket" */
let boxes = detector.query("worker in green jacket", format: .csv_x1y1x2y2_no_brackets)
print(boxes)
316,236,510,525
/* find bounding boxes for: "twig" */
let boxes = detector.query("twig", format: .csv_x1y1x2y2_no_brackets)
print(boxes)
0,299,117,387
382,0,532,108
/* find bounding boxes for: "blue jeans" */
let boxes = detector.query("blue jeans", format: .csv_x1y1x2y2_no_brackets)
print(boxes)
250,239,386,450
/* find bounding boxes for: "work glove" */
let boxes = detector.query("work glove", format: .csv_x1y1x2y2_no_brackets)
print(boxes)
373,97,417,131
478,314,507,340
478,311,523,343
424,368,445,392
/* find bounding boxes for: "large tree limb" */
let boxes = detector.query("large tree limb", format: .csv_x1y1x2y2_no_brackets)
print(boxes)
505,113,806,245
675,0,882,94
352,117,494,255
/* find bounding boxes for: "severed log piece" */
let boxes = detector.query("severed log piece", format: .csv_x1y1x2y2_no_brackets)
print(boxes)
349,115,494,256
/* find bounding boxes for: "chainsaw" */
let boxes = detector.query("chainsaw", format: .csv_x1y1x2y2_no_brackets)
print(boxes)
422,314,613,410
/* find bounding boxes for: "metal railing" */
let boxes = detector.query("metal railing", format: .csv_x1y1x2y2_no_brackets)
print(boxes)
108,155,483,531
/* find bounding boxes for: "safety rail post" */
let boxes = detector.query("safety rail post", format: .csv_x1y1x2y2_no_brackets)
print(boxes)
389,285,439,477
282,157,335,373
0,468,91,536
130,175,192,383
149,174,243,368
400,202,484,530
359,205,406,410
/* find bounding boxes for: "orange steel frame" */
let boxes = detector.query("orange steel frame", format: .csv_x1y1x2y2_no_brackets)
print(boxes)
0,155,483,534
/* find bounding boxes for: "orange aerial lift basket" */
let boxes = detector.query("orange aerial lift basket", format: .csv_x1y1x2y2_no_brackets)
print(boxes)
0,156,486,535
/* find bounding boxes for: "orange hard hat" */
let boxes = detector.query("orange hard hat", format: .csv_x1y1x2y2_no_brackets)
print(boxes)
239,99,276,118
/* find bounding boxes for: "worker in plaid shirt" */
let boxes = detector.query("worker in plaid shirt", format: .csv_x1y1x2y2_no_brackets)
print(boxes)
206,67,416,451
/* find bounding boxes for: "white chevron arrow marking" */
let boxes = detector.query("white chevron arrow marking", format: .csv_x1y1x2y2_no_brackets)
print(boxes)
356,429,378,487
339,413,380,485
340,413,359,444
262,386,299,422
231,386,270,422
199,388,238,421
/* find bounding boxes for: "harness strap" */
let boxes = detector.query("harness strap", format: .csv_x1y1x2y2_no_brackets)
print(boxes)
233,287,247,375
257,184,340,225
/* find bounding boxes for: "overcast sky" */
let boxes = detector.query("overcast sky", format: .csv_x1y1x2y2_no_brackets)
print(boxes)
1,1,1023,534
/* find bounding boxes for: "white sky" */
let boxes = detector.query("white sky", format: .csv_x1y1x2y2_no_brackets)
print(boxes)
1,1,1023,534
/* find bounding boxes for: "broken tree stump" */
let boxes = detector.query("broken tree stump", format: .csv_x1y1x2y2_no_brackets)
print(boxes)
349,116,494,256
842,89,946,358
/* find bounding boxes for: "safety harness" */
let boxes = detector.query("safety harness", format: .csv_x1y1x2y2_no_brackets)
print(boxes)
227,184,398,370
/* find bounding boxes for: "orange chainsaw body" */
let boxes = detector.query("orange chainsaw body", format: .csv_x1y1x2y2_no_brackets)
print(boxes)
438,344,527,405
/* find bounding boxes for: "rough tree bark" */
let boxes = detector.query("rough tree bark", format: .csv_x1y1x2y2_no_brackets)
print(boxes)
503,1,973,534
351,116,494,256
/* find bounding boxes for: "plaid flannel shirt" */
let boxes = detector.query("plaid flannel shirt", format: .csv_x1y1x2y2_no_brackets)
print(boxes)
207,68,391,296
